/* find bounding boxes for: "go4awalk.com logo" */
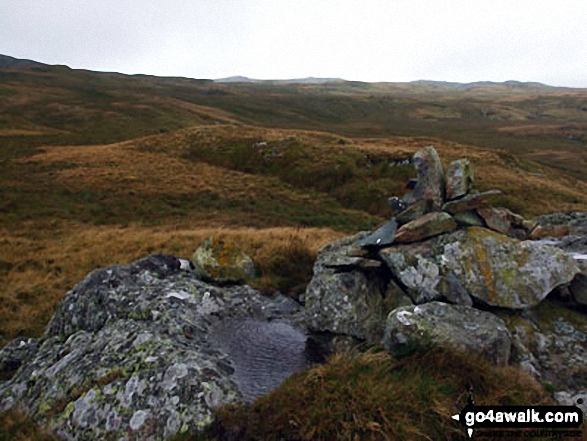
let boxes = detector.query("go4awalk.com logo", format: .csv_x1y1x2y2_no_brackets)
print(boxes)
452,388,584,438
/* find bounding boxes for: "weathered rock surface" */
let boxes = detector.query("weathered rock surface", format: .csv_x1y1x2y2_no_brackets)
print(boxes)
191,236,255,284
383,302,512,365
445,158,473,200
304,233,392,344
0,255,313,440
498,300,587,393
394,212,457,243
380,227,580,308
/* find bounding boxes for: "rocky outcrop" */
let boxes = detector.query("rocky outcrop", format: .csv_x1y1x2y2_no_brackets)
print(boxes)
191,236,255,284
0,254,314,440
383,302,512,365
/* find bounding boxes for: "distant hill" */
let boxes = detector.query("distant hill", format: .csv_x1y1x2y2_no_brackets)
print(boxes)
0,54,48,69
410,79,553,89
215,75,346,84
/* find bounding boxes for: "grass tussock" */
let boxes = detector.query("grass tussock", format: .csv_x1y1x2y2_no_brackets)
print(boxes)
0,409,57,441
205,347,565,441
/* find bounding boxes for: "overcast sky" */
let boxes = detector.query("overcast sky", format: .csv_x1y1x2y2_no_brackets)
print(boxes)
1,0,586,87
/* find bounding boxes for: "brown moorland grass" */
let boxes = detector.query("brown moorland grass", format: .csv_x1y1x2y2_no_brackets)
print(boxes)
0,222,342,345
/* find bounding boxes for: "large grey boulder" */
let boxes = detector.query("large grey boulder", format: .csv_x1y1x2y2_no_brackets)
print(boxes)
383,302,512,365
380,227,580,308
304,233,394,344
0,254,312,440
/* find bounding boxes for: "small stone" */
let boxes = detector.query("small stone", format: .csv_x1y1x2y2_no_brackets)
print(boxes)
396,199,434,225
395,212,457,243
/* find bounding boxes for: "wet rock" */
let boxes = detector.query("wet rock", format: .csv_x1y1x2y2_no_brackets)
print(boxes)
403,146,445,210
445,159,473,200
191,236,255,284
380,227,580,309
477,206,528,239
442,190,502,214
395,212,457,243
0,255,311,440
383,302,512,365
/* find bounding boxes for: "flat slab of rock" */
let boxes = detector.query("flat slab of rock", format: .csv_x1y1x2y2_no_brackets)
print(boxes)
442,190,501,214
358,219,397,247
383,302,512,365
445,158,473,200
380,227,580,308
395,212,457,243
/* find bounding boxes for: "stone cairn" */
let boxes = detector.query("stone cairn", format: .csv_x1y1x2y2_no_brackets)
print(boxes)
304,145,586,410
375,145,535,246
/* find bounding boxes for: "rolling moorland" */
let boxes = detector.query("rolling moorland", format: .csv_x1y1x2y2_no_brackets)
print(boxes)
1,53,587,439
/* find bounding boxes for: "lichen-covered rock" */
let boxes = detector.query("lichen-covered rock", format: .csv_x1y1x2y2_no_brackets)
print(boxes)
0,254,312,440
445,158,473,200
402,146,445,211
383,302,512,365
191,236,255,284
304,232,394,343
380,227,580,308
497,300,587,393
394,212,457,243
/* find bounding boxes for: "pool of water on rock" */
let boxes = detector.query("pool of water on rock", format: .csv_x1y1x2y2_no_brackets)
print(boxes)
208,319,318,402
